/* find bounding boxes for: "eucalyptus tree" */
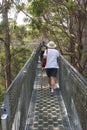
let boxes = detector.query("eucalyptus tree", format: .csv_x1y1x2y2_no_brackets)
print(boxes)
1,0,20,88
65,0,87,74
1,0,27,88
27,0,71,52
2,0,12,88
27,0,87,77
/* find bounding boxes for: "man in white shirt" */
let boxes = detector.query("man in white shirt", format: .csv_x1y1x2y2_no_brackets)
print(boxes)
43,41,59,94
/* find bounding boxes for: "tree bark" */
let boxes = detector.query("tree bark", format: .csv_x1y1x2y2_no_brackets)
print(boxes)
69,13,75,65
2,0,11,88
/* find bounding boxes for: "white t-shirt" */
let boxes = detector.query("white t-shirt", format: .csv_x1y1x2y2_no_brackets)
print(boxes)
44,49,59,68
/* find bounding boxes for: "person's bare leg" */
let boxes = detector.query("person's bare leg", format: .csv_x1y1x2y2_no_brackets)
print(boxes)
50,76,56,92
48,77,51,88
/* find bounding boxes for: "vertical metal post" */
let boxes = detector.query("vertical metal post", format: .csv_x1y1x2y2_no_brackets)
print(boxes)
1,114,8,130
1,105,9,130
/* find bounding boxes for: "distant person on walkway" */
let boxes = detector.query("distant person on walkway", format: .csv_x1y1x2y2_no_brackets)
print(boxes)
43,41,59,94
39,40,47,63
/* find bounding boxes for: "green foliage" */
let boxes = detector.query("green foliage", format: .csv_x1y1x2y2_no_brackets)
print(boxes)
10,45,33,79
0,52,5,60
0,86,5,104
0,52,6,104
66,0,74,8
10,25,27,41
0,22,5,42
28,0,49,16
82,71,87,78
27,0,50,32
0,44,34,104
66,0,77,9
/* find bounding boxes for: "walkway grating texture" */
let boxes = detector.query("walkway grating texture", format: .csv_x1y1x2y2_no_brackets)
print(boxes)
25,61,72,130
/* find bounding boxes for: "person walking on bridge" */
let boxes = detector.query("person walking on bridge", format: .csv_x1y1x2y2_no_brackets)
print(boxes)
43,41,59,94
39,40,47,63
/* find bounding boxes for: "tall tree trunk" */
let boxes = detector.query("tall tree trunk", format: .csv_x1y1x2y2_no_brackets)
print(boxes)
76,0,87,72
2,0,11,88
69,14,75,65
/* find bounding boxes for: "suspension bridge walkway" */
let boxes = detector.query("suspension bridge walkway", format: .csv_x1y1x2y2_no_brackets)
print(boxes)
0,45,87,130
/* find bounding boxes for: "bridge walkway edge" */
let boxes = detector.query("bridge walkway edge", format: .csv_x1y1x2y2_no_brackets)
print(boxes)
24,61,72,130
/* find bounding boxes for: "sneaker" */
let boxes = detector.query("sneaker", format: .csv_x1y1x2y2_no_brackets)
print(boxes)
51,89,54,96
51,89,54,93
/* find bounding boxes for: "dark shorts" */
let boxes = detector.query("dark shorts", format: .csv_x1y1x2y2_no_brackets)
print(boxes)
45,68,58,77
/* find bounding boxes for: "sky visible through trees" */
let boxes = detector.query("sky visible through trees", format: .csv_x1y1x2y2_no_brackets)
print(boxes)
0,0,27,25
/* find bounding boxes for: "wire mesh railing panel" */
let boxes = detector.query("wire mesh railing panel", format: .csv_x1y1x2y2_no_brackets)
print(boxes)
1,46,39,130
70,71,87,130
59,55,87,130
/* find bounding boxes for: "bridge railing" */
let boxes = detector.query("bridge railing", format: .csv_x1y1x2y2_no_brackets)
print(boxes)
1,47,87,130
59,55,87,130
1,45,39,130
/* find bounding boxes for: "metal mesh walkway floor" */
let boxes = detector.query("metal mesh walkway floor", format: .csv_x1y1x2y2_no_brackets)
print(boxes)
25,62,72,130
